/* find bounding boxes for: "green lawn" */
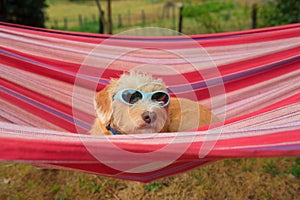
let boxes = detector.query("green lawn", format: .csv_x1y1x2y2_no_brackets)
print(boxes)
1,157,299,199
46,0,169,34
45,0,255,35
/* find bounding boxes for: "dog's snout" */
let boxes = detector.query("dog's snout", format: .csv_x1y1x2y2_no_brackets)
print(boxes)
142,111,157,124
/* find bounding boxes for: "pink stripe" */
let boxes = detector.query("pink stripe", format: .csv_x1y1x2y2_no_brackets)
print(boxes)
0,22,299,182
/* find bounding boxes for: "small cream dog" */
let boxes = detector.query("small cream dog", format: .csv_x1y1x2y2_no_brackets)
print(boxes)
91,72,219,135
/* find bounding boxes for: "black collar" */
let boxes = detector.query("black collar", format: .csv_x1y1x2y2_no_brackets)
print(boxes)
106,124,121,135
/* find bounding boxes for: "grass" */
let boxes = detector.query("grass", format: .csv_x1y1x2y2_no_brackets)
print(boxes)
45,0,256,35
46,0,169,34
262,159,280,176
290,157,300,178
0,157,299,199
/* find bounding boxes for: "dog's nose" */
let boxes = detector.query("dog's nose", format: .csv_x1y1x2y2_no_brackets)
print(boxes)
142,111,157,124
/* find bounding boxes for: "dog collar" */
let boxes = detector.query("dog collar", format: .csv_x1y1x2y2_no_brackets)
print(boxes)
106,124,121,135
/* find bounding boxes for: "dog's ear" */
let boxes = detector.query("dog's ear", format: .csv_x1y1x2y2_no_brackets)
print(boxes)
94,84,113,127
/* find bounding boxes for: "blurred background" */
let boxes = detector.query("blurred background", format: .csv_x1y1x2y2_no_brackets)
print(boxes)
1,0,300,35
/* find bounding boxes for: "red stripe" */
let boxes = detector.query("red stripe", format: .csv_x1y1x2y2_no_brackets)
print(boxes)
1,22,300,47
2,45,299,104
225,93,300,124
1,47,78,84
0,128,298,182
1,78,93,132
0,22,106,44
1,22,300,182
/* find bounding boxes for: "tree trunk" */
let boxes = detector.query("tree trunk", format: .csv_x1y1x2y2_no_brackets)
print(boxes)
95,0,105,34
107,0,112,34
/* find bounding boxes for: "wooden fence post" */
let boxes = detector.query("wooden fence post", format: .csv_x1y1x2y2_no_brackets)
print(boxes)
252,4,257,29
78,14,83,26
92,14,96,23
107,0,112,34
63,17,68,29
118,14,122,28
141,10,146,26
178,4,183,33
54,19,58,28
172,5,175,30
84,17,88,25
127,9,131,26
99,10,105,34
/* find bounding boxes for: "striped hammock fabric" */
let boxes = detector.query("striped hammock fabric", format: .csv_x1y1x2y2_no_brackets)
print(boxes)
0,22,299,182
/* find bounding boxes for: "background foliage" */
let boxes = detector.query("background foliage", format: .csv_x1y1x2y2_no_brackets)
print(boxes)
258,0,300,27
0,0,48,28
1,0,300,34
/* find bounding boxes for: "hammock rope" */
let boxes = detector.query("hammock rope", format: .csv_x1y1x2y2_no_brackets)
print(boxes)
0,22,299,182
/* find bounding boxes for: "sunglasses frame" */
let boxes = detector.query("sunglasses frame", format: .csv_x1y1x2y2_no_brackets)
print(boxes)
113,88,170,107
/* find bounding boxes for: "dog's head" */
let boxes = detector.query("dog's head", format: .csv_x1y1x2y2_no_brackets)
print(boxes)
94,72,170,134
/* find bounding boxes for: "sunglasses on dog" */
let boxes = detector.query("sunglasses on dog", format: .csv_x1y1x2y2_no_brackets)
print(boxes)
114,89,170,107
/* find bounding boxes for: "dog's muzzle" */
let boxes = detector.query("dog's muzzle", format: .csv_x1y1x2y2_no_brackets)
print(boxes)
142,111,157,124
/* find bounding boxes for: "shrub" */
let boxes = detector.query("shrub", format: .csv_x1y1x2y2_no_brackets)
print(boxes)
182,1,235,33
258,0,300,27
183,1,234,18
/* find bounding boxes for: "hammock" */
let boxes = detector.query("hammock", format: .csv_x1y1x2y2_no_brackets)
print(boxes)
0,22,299,183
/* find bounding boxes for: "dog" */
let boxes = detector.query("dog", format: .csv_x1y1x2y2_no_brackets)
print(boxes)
90,71,219,135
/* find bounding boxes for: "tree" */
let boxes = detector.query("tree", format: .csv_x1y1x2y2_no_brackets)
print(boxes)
259,0,300,27
95,0,105,34
94,0,112,34
0,0,48,28
107,0,112,34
